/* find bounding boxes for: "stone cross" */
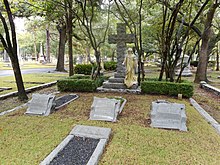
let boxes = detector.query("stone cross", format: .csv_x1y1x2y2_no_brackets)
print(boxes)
108,23,135,78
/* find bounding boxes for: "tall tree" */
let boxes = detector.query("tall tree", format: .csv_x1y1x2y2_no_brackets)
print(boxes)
195,1,220,83
75,0,110,78
0,0,28,100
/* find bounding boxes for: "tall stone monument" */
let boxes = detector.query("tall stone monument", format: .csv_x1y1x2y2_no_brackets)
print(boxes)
108,23,135,78
99,23,138,91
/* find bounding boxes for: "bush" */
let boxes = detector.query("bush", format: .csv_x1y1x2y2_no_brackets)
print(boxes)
75,64,97,75
141,81,194,98
57,79,97,92
104,61,117,71
190,61,198,67
57,76,108,92
67,74,91,79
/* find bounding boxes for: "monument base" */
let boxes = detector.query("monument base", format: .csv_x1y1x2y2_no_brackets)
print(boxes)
175,68,193,77
98,72,139,92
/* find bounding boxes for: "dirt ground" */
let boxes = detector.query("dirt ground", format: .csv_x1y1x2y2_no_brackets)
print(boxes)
193,86,220,123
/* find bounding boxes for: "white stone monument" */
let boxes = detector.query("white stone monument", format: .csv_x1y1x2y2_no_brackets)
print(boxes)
150,100,187,131
175,55,192,77
25,93,56,116
90,97,126,122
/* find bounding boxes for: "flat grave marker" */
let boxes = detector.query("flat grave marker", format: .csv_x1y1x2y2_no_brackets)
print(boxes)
150,100,187,131
90,96,126,122
40,125,111,165
25,93,56,116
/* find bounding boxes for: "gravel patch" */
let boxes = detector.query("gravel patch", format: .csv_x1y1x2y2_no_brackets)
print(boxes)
55,94,79,109
49,136,100,165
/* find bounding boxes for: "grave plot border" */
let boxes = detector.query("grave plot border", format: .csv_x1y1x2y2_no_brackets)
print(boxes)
55,94,79,110
40,125,111,165
190,98,220,135
200,81,220,96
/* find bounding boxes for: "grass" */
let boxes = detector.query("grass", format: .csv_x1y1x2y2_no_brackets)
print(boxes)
0,73,68,96
0,92,220,164
0,61,56,70
0,64,219,164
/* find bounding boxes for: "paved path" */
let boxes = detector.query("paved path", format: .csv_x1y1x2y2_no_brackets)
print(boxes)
0,68,55,77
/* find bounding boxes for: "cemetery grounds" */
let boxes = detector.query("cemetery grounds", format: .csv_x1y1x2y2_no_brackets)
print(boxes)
0,65,220,164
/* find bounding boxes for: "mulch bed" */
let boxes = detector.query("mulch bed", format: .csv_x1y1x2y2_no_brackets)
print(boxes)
49,136,100,165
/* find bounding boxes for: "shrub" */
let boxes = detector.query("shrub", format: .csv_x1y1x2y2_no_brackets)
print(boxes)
190,61,198,67
57,79,97,92
141,81,194,98
67,74,91,79
57,76,108,92
75,64,97,75
104,61,117,71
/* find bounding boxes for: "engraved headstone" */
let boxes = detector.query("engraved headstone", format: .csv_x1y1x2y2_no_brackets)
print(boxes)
25,93,55,116
90,97,126,122
150,100,187,131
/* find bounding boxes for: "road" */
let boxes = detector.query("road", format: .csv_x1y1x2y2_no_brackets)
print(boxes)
0,68,55,77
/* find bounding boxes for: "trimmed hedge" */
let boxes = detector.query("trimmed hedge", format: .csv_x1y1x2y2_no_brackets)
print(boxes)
104,61,117,71
141,81,194,98
67,74,91,79
75,64,96,75
57,76,108,92
57,79,97,92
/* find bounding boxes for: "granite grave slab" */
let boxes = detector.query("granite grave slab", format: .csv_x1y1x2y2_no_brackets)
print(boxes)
89,96,126,122
150,100,187,131
25,93,56,116
40,125,111,165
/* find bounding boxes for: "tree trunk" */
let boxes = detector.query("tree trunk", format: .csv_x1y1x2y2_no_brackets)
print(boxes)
46,27,50,63
33,33,37,61
216,43,219,71
94,49,101,78
56,24,66,72
11,56,28,100
67,1,74,77
0,0,28,100
194,3,218,83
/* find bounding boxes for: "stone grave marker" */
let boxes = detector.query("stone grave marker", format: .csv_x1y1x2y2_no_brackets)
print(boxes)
150,100,187,131
90,97,126,122
25,93,55,116
98,23,138,91
40,125,111,165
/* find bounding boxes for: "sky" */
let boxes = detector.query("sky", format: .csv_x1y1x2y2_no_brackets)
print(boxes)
14,17,25,34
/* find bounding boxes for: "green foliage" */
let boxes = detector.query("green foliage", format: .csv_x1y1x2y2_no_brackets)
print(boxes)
104,61,117,71
67,74,91,79
57,75,108,92
57,79,97,92
74,64,97,75
141,81,194,98
190,61,198,67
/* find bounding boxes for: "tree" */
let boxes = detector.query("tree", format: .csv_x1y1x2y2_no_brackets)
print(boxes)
195,1,220,83
75,0,110,78
0,0,28,100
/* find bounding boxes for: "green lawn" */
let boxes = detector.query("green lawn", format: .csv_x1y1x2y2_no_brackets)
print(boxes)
0,61,56,70
0,92,219,164
0,73,68,96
